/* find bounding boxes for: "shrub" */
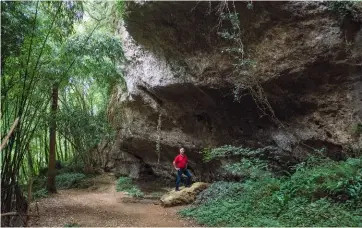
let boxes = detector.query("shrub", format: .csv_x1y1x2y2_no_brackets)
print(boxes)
195,181,244,205
352,123,362,136
33,188,48,199
278,198,362,227
58,161,85,174
287,157,362,201
127,186,144,198
116,177,134,191
28,170,89,194
202,145,277,162
180,178,283,227
180,154,362,227
327,1,360,20
203,145,274,180
56,173,87,189
221,158,272,180
116,177,144,198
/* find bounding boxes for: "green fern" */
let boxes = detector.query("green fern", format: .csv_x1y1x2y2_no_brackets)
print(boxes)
116,177,144,198
180,154,362,226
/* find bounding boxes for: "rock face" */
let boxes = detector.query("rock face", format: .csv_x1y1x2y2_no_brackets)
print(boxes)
160,182,209,207
107,2,362,180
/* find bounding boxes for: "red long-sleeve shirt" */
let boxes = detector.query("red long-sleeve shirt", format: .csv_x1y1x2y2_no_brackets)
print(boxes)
174,154,188,169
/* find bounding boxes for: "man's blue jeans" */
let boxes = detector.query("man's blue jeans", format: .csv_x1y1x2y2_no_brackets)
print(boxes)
176,168,192,191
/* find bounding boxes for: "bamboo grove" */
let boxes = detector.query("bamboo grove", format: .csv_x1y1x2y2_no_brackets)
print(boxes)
1,1,125,225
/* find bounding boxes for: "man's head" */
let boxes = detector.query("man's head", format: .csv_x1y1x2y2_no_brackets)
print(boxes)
179,147,185,155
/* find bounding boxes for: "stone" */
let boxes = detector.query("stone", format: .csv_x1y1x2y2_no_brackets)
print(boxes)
160,182,209,207
105,1,362,180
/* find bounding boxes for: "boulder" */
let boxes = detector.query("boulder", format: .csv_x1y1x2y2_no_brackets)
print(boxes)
107,1,362,180
160,182,209,207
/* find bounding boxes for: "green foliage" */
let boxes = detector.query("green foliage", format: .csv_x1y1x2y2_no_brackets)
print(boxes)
222,158,271,179
116,177,144,198
116,177,134,191
180,156,362,226
1,1,33,59
127,187,145,198
180,178,283,227
115,0,126,18
327,1,361,20
289,157,362,203
64,223,80,227
57,100,114,167
352,123,362,136
216,5,279,120
277,197,361,227
33,188,48,199
56,172,87,189
247,2,254,10
58,161,85,174
29,170,89,197
203,145,277,180
1,0,124,182
65,31,123,62
217,10,255,70
218,12,242,53
1,1,124,221
202,145,277,162
194,181,244,205
84,1,123,29
1,1,87,221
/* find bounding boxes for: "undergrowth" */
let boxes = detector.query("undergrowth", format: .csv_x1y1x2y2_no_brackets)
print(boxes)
26,170,90,199
116,177,144,198
56,172,89,189
180,152,362,227
202,145,277,162
352,123,362,136
64,223,80,227
29,160,92,197
327,1,361,20
33,188,49,199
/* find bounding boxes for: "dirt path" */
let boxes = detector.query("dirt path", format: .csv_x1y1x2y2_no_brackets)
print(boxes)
28,174,197,227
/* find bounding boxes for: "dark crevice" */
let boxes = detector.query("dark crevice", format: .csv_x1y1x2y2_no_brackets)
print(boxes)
137,85,164,106
341,16,361,42
130,153,156,177
301,139,345,161
194,112,213,132
326,131,332,138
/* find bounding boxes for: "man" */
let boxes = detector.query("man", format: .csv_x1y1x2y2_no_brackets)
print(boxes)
173,147,192,191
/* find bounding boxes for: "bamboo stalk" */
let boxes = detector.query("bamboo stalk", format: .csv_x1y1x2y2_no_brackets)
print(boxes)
26,175,33,227
1,117,19,151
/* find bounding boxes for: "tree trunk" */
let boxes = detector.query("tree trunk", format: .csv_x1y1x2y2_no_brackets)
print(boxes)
63,90,68,161
59,135,64,161
64,137,68,161
44,127,48,164
47,85,58,193
26,147,34,227
56,135,61,162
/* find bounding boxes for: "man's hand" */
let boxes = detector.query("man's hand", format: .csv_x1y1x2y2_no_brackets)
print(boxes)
173,161,179,171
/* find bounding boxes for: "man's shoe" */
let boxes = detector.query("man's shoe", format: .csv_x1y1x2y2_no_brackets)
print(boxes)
175,188,179,191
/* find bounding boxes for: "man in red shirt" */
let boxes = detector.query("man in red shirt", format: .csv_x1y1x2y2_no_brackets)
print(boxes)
173,147,192,191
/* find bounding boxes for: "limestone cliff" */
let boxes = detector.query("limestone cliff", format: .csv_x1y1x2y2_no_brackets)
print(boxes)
106,1,362,180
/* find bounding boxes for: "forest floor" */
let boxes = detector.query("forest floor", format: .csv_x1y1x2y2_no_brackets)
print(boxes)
28,174,198,227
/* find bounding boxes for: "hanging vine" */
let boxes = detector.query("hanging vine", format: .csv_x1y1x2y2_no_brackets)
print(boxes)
215,1,283,126
156,112,162,164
